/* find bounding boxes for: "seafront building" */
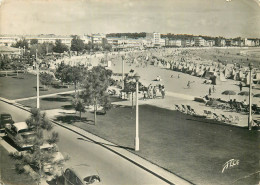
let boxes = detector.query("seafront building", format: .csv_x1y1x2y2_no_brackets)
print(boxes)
0,33,259,50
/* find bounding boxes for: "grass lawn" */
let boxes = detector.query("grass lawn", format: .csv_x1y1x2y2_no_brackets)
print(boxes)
0,73,74,100
18,94,126,110
0,145,36,185
53,104,259,185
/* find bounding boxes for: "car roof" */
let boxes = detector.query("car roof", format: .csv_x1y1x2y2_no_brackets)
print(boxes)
13,122,28,131
40,143,55,149
67,165,99,181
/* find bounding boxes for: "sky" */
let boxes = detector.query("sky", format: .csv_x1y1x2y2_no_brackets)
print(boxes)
0,0,260,38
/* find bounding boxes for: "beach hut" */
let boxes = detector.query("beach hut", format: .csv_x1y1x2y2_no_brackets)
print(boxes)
203,71,214,80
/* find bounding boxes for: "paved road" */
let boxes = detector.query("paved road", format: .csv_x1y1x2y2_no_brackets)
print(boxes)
0,101,169,185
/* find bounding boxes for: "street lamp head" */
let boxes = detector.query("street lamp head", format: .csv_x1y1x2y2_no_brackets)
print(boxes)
248,63,253,70
133,73,140,82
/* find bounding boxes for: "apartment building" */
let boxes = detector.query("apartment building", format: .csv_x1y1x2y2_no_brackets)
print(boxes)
0,36,20,46
25,35,72,46
194,37,206,47
146,32,161,46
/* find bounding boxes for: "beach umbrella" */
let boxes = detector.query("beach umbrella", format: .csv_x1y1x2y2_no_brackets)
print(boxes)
222,90,236,100
238,91,250,96
253,94,260,98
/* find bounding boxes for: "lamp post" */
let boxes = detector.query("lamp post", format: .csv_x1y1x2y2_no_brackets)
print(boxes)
36,49,40,109
134,73,140,151
122,56,125,90
248,63,253,130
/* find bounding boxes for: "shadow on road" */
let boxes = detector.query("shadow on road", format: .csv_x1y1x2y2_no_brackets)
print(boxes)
77,137,134,151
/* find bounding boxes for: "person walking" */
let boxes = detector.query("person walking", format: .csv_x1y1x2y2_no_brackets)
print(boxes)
239,82,243,91
153,86,157,99
209,87,212,96
187,81,191,89
212,85,216,93
161,86,165,99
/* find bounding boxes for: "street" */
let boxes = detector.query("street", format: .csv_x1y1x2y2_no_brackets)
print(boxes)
0,101,170,185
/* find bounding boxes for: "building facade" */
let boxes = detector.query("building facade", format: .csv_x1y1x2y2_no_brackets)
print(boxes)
146,32,161,46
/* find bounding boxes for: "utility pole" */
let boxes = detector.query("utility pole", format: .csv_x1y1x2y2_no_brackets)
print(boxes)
134,73,140,151
36,49,40,109
248,63,253,130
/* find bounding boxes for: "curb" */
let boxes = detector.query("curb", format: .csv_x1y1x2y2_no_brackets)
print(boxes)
0,97,194,185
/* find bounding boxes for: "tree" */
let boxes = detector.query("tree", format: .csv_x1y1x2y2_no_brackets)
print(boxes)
12,39,29,49
40,72,54,90
53,39,69,53
72,93,85,119
55,63,86,92
30,39,38,45
82,66,112,125
11,59,26,76
71,36,85,55
10,108,65,185
123,80,136,109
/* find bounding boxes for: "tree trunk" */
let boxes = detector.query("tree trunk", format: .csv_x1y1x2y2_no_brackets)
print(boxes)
80,111,81,120
132,92,134,109
94,98,97,125
16,70,18,76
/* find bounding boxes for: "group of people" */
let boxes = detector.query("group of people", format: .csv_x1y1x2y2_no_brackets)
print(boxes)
144,84,166,100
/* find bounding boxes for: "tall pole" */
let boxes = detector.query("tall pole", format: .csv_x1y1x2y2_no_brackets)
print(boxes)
248,63,253,130
36,49,40,109
135,79,139,151
122,56,124,90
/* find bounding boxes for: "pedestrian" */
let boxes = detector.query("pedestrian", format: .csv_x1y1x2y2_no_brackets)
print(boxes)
178,74,180,78
239,82,243,91
187,81,191,88
212,85,216,93
161,86,165,99
143,91,147,100
209,87,212,96
153,86,157,98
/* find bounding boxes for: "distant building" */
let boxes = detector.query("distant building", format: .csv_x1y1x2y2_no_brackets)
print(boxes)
146,32,161,46
90,33,106,44
106,37,145,51
0,36,20,46
215,38,226,47
80,35,92,44
25,35,72,46
194,37,205,46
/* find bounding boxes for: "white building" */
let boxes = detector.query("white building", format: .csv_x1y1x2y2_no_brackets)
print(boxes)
25,35,73,46
91,33,106,44
0,36,20,46
194,37,205,46
146,32,161,46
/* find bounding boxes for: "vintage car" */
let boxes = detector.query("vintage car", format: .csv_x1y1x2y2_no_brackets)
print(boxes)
5,122,36,149
0,113,14,131
58,165,102,185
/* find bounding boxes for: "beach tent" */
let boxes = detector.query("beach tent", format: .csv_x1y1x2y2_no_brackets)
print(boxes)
203,71,214,80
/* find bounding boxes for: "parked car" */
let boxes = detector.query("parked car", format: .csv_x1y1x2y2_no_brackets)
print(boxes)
0,113,14,131
5,122,36,149
58,165,102,185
